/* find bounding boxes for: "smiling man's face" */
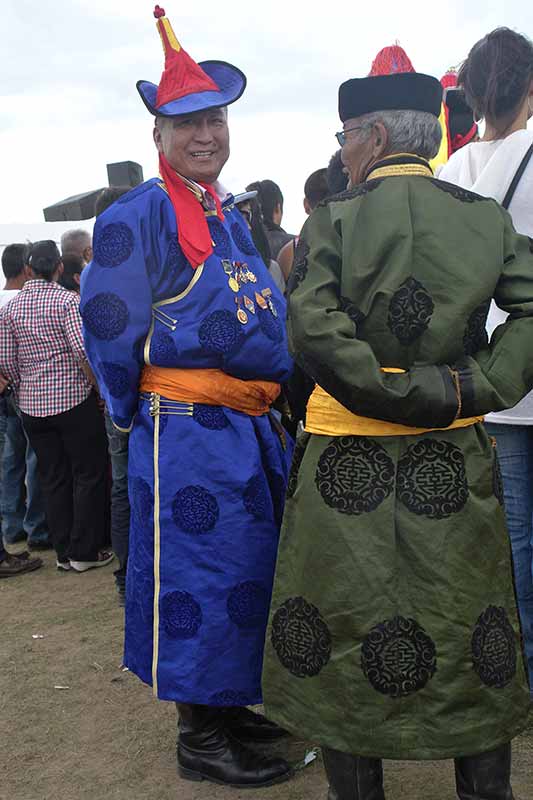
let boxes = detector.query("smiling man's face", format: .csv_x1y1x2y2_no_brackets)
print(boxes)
153,107,230,184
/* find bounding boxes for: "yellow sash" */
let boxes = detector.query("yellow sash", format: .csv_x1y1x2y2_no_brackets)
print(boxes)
305,384,483,437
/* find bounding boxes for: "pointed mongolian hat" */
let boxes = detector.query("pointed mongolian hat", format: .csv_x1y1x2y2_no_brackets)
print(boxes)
137,5,246,117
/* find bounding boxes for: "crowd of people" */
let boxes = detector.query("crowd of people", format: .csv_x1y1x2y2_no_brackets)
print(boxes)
2,10,533,800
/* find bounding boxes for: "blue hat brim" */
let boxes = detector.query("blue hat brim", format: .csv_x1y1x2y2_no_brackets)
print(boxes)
137,60,247,117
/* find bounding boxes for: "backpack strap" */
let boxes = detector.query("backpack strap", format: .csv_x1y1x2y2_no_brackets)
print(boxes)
502,142,533,210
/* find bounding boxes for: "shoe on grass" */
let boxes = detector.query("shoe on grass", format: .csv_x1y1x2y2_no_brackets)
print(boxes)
0,551,43,578
70,551,115,573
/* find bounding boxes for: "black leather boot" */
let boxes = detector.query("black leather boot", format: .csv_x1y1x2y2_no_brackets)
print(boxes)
176,703,293,788
454,743,514,800
223,706,289,742
322,747,385,800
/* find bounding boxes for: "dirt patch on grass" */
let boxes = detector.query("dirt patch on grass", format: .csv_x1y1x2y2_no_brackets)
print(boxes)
3,551,532,799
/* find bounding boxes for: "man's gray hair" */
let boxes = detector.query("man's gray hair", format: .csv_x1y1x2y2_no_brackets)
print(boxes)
60,228,91,257
357,109,442,161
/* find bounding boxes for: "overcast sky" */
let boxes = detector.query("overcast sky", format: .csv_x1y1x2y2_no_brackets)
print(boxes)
2,0,532,235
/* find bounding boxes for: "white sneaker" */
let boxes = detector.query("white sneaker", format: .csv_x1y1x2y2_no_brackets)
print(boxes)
56,560,71,571
70,551,115,573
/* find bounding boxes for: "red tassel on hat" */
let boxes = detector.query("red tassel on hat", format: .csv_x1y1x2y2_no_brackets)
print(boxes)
369,44,415,76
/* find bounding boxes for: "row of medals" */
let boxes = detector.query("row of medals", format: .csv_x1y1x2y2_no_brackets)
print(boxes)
221,259,278,325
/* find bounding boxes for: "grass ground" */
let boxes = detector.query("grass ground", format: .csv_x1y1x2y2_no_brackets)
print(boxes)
3,551,532,800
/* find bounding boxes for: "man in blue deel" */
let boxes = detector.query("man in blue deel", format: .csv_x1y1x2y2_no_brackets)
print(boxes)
81,5,293,789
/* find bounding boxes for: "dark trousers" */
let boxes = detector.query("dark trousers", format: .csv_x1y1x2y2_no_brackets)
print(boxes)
21,394,108,562
104,410,130,588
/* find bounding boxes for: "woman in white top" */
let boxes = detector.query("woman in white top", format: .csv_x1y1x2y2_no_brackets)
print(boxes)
440,26,533,694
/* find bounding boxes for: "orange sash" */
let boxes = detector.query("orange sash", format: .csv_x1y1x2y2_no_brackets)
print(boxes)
140,366,280,417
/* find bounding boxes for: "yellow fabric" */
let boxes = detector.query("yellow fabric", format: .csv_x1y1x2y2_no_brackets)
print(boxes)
368,163,432,180
140,366,280,417
430,104,450,171
305,384,483,437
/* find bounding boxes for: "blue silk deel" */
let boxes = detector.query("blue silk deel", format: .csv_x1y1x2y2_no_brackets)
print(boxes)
81,178,293,703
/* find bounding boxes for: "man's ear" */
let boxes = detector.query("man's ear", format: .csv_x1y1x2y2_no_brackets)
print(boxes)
74,272,81,287
303,198,312,215
372,121,388,159
153,123,164,153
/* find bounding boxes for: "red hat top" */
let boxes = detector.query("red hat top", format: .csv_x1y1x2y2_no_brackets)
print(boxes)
369,44,415,76
153,5,220,108
440,69,458,91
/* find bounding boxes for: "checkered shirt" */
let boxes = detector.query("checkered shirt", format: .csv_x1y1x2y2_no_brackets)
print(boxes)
0,280,91,417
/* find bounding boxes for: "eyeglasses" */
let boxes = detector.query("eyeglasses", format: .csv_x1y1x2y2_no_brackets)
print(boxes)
335,125,365,146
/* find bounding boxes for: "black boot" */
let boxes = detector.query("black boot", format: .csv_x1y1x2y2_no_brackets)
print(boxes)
223,706,289,742
454,743,514,800
176,703,293,788
322,747,385,800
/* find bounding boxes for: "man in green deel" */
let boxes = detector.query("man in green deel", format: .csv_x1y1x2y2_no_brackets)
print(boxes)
262,70,533,800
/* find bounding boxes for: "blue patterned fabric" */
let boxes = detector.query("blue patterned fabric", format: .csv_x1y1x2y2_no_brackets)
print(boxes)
81,179,293,703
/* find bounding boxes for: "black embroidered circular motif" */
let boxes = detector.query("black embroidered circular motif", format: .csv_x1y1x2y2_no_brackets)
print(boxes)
151,330,179,366
287,433,311,499
227,581,270,629
94,222,134,267
100,361,130,398
493,455,504,506
472,606,516,688
339,297,366,331
258,307,283,342
192,404,228,430
397,439,469,519
315,436,394,515
161,590,203,639
164,237,190,276
209,689,251,706
82,292,130,341
172,485,219,534
463,299,491,356
198,310,244,354
361,615,437,698
271,596,332,678
387,276,434,346
286,238,309,295
231,222,257,256
243,474,272,520
208,218,232,259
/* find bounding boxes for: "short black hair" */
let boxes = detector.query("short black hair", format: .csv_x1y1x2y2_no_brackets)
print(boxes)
59,254,84,292
327,150,349,194
95,186,132,217
1,243,28,280
28,240,61,281
304,168,329,209
246,180,284,228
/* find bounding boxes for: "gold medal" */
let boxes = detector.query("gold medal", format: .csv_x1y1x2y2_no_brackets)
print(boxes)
255,291,268,309
235,297,248,324
244,295,256,314
228,277,239,292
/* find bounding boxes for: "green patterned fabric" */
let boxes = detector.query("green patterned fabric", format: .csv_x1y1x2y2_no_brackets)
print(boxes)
262,173,533,760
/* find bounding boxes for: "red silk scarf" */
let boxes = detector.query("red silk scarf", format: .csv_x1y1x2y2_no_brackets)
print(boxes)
158,153,224,269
